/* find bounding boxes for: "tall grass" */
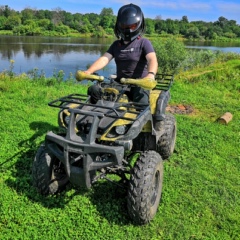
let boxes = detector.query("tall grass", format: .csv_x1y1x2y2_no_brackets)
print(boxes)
0,58,239,239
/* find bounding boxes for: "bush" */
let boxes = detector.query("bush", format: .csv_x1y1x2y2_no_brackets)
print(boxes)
152,37,240,74
55,24,71,35
181,50,217,71
152,37,187,74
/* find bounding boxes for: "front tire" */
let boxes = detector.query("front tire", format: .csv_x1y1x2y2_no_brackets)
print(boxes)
32,144,69,195
127,151,163,225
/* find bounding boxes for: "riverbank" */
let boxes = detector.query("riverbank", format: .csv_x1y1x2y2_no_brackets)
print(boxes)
1,29,240,43
0,30,112,38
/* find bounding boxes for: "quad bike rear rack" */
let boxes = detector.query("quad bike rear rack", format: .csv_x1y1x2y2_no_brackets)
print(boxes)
154,73,174,91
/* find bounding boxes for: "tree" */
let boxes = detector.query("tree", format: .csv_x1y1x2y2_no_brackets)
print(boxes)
99,8,115,30
0,5,12,18
215,16,228,28
204,27,217,39
35,10,46,19
52,7,64,25
155,19,167,34
78,17,91,33
4,15,21,30
43,10,53,20
155,15,162,20
37,19,51,30
223,31,237,38
100,15,113,29
181,16,189,23
100,8,114,16
1,5,240,40
55,24,71,35
93,26,106,37
231,25,240,37
165,19,179,35
86,13,100,28
0,16,7,29
73,13,83,22
145,18,155,34
185,26,200,39
21,19,38,35
21,8,36,24
62,11,74,26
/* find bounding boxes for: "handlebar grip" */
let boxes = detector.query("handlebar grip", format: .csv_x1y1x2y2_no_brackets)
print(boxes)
75,70,104,82
120,77,157,90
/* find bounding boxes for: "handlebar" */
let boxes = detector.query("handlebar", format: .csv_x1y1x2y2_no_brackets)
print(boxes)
75,71,157,90
120,77,157,90
75,71,104,82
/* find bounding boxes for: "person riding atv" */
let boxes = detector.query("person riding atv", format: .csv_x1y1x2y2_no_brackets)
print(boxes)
32,4,176,225
84,3,169,131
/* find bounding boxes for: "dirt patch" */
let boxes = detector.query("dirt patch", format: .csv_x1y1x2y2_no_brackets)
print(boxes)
166,104,194,114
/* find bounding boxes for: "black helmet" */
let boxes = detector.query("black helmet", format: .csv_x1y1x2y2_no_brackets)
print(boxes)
114,3,145,41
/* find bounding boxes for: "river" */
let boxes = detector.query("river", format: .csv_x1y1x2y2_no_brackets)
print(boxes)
1,36,240,78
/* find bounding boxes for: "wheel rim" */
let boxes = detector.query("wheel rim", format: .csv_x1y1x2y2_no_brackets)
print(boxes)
50,159,68,186
151,170,160,206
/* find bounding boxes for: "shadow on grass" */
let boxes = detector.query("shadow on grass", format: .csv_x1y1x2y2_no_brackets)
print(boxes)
87,179,131,224
4,121,132,223
3,121,83,209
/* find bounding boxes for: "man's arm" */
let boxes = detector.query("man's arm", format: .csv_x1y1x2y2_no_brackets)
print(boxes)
85,52,113,74
146,52,158,79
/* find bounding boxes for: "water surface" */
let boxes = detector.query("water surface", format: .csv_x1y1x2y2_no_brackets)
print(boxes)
1,36,240,78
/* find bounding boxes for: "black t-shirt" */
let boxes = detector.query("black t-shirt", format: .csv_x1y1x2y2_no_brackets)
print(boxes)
106,37,155,79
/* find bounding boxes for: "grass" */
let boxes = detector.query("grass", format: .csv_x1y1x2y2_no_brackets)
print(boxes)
0,60,239,240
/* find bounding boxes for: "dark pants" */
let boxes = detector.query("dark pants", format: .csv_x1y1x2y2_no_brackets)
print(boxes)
87,84,149,104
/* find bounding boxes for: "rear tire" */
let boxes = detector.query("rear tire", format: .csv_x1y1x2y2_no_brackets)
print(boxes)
157,114,176,159
127,151,163,225
32,144,69,195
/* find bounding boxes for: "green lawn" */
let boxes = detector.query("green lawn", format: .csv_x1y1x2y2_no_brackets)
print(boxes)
0,62,239,239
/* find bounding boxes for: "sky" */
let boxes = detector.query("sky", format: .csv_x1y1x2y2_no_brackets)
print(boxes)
1,0,240,24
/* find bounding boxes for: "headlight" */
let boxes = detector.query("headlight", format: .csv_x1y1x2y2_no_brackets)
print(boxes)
115,125,127,135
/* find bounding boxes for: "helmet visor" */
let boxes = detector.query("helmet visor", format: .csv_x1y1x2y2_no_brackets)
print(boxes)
119,22,140,31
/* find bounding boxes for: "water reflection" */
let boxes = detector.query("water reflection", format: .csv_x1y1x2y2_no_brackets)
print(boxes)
0,36,116,78
1,36,240,78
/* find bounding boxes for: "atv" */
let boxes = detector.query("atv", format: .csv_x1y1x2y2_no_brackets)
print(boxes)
32,71,176,225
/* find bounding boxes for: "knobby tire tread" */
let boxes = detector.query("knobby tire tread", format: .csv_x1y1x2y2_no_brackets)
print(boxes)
32,144,68,195
127,150,163,225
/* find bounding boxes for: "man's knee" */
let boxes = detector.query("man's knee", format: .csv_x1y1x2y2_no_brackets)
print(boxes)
130,87,149,104
88,85,103,104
